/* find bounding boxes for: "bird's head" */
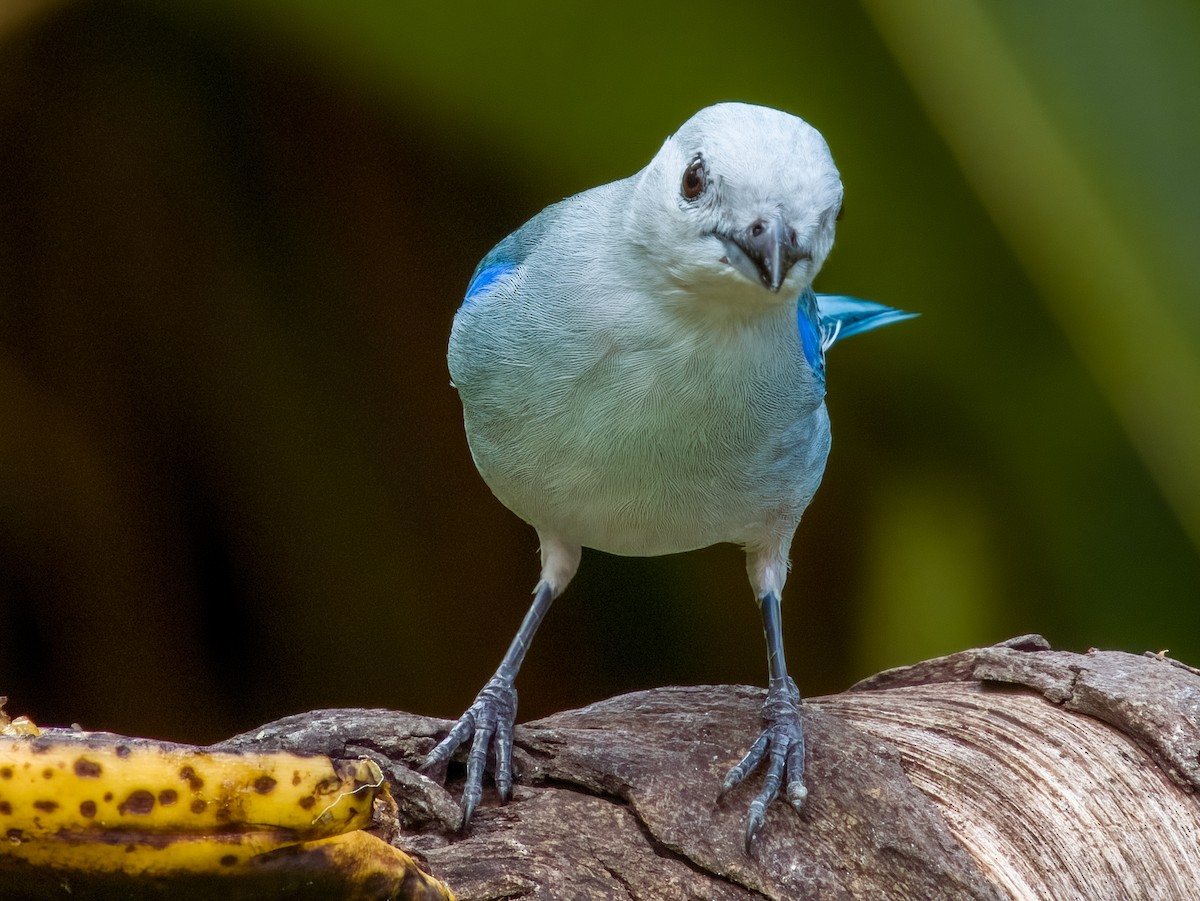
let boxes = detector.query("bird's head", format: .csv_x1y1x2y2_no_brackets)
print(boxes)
626,103,843,310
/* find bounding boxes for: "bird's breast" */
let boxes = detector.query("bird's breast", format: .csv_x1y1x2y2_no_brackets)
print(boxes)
451,296,830,556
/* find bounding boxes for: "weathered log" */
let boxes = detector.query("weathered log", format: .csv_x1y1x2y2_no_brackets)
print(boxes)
215,635,1200,899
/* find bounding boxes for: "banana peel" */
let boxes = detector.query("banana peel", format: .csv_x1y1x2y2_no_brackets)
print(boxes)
0,710,455,900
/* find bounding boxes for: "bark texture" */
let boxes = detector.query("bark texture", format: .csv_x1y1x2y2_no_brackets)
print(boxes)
216,636,1200,899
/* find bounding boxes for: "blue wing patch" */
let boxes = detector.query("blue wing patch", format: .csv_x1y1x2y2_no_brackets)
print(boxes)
461,204,558,308
463,259,516,306
797,291,825,373
799,291,916,380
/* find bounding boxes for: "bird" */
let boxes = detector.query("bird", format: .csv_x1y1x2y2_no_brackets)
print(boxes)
423,102,914,848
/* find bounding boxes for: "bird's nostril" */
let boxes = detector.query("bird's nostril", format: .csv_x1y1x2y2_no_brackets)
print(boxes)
788,228,799,246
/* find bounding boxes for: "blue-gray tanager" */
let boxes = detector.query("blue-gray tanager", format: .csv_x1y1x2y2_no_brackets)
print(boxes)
424,102,913,846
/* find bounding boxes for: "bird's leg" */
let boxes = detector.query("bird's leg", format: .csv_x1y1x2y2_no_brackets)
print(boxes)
420,579,554,825
722,589,807,849
421,536,579,828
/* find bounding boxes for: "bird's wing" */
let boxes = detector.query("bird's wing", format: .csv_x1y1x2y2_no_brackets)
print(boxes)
814,294,917,352
461,204,561,307
796,289,827,375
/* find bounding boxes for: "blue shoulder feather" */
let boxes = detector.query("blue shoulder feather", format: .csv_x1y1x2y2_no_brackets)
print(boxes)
463,256,517,305
797,290,825,372
798,292,916,382
462,203,561,307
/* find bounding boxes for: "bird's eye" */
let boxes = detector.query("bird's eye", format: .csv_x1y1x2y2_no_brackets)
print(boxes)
681,157,707,201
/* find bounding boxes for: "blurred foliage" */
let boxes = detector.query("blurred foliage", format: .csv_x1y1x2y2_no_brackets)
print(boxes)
0,0,1197,742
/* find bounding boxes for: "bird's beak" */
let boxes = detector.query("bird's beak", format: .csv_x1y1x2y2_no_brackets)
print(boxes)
722,216,810,293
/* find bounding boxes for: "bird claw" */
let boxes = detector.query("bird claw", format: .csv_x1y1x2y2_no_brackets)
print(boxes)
420,674,518,828
722,678,806,849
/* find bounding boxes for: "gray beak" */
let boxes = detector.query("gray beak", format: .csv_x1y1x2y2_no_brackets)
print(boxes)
724,216,810,293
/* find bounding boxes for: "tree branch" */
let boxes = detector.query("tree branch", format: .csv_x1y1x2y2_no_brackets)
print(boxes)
211,635,1200,899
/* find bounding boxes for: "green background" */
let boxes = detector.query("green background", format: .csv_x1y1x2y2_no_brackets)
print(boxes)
1,0,1197,742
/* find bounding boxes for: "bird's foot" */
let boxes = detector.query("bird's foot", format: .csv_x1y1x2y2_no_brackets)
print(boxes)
722,677,806,849
420,674,517,827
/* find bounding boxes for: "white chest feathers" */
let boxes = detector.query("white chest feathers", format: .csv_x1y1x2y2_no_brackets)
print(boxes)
450,297,830,557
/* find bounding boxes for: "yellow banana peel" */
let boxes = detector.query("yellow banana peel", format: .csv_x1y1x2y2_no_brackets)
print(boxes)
0,724,455,899
0,735,379,841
